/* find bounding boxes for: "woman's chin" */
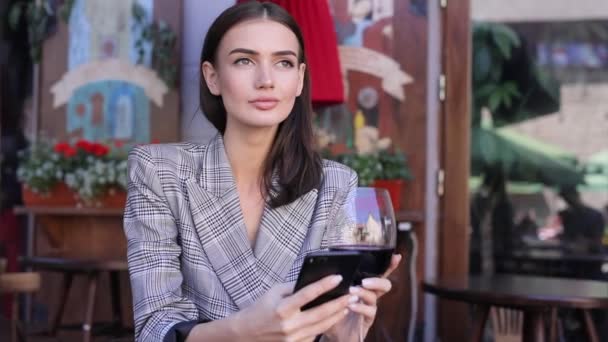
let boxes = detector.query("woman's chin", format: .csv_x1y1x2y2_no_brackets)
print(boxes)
239,116,289,129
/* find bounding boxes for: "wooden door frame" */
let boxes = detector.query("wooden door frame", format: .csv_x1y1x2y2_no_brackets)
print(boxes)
437,0,472,340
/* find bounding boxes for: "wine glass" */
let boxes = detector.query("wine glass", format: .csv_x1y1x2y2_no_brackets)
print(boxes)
328,187,397,282
326,187,397,341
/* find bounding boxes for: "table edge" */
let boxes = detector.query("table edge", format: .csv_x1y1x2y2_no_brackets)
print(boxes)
422,281,608,309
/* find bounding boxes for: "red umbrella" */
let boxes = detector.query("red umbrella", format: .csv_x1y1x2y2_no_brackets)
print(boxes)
236,0,344,107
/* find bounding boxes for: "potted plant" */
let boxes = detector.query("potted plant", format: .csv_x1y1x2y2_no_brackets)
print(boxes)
336,150,412,211
17,142,77,206
372,150,412,211
65,155,128,208
316,124,413,210
337,153,382,187
17,139,128,208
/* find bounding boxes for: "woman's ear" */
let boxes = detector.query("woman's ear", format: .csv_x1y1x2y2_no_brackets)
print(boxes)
202,61,221,95
296,63,306,96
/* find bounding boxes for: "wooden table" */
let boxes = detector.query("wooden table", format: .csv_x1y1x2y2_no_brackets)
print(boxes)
424,275,608,342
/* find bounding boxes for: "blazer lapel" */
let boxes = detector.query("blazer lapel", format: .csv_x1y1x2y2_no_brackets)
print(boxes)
185,134,263,309
185,134,320,308
254,187,318,286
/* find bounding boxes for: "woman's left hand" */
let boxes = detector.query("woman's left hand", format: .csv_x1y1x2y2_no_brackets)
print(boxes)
322,254,402,342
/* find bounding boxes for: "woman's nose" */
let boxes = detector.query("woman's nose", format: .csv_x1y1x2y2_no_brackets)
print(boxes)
255,65,274,89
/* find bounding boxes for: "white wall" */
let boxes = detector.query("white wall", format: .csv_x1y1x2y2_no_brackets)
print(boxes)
180,0,234,143
472,0,608,22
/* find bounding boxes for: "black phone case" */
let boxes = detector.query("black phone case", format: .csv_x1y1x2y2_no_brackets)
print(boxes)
294,250,361,310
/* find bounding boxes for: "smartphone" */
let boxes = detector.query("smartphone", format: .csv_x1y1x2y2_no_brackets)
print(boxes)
294,250,362,310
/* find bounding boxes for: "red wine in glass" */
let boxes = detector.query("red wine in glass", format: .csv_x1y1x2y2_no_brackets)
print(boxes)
327,187,397,285
327,187,396,341
330,245,394,285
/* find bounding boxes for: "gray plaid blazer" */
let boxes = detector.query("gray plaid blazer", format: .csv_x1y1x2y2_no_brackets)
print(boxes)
124,134,356,341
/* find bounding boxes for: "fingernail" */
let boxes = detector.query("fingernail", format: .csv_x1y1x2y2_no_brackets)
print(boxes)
362,279,372,287
331,275,343,284
344,309,349,315
349,286,359,294
348,295,359,303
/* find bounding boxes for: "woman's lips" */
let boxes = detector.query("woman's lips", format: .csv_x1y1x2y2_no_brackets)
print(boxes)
249,98,279,110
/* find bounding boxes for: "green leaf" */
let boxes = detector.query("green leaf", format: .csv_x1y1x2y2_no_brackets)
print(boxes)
59,0,75,22
473,45,492,82
489,65,502,82
8,3,23,31
475,83,497,100
491,24,521,48
503,82,521,98
502,92,512,108
493,33,512,59
488,91,502,112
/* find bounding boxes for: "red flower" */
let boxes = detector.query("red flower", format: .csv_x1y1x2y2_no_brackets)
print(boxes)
54,142,70,154
100,146,110,156
113,140,124,148
76,140,94,154
63,147,77,157
91,143,109,157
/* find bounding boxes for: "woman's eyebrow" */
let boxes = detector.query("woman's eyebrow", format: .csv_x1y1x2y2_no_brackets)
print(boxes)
228,48,297,58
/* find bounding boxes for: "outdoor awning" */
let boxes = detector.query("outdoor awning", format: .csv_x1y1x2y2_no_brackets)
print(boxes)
581,151,608,191
469,176,543,194
471,127,584,187
472,0,608,22
581,174,608,192
496,129,578,166
585,150,608,174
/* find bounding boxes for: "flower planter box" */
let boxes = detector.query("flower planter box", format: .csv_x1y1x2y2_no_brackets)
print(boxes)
21,183,78,207
372,179,405,211
83,189,127,209
18,139,128,209
22,184,127,209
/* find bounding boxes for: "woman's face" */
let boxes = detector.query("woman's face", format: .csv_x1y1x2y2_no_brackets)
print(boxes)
202,19,305,131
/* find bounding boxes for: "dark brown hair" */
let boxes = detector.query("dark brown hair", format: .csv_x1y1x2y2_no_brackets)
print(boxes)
199,1,322,208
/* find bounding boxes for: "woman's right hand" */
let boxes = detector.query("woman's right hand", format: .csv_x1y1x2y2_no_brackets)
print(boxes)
233,275,355,341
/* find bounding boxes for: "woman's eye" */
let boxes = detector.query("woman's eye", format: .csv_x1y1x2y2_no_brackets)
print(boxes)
278,60,294,68
235,58,252,66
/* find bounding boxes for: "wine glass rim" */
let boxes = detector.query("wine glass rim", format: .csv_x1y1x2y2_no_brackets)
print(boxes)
356,187,390,193
355,187,393,202
329,243,395,248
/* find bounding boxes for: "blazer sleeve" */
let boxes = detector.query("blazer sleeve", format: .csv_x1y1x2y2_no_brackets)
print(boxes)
123,146,201,341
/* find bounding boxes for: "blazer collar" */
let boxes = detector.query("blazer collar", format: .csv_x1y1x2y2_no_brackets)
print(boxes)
186,134,318,309
198,133,236,198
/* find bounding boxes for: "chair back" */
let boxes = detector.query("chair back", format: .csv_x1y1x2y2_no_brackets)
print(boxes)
491,307,523,342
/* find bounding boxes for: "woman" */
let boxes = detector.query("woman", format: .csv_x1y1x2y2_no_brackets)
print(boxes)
124,2,400,341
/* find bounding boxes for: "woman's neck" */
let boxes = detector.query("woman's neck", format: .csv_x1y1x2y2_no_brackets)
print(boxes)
223,123,277,194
